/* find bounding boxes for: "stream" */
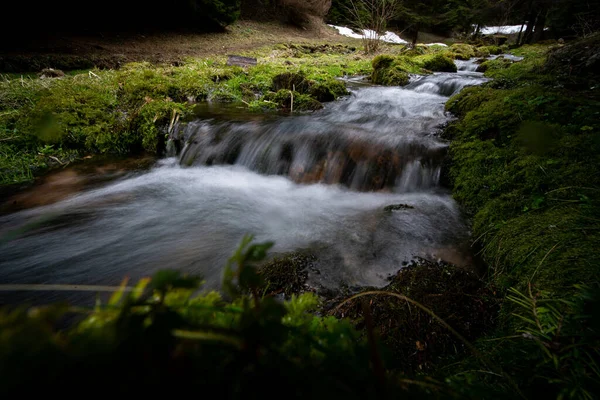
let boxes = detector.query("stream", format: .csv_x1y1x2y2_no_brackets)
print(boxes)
0,58,490,303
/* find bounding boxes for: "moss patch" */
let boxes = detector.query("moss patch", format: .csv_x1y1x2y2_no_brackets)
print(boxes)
450,43,476,60
445,43,600,296
417,53,457,73
330,259,498,372
0,44,371,186
259,251,317,297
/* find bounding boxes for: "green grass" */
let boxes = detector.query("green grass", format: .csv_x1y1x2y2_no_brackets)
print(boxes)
443,42,600,398
0,44,372,186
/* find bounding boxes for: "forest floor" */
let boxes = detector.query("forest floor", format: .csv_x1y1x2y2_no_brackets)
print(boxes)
0,21,354,72
0,20,450,73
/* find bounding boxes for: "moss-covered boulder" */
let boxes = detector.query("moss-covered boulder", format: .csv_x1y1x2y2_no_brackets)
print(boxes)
309,79,348,102
450,43,476,60
272,71,310,93
419,53,457,73
475,46,490,58
371,54,395,70
485,45,503,55
371,55,411,86
475,57,513,73
264,90,323,111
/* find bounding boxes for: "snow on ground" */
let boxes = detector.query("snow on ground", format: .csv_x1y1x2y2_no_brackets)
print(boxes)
480,25,524,35
329,25,408,44
328,25,451,46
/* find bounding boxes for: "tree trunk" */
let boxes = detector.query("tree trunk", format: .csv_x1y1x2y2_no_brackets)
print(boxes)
411,24,420,46
522,11,537,44
532,7,548,42
516,22,526,45
520,0,536,45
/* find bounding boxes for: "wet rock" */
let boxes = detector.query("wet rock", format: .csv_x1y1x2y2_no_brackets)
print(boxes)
259,251,317,298
383,204,414,212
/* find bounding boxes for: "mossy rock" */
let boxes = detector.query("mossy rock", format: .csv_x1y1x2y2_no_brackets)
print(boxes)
475,62,489,73
420,54,457,73
308,79,348,102
259,251,317,297
450,43,476,60
372,62,410,86
330,258,498,371
264,90,322,111
475,46,491,58
485,45,503,55
371,54,395,70
272,71,310,93
401,46,427,57
476,57,513,74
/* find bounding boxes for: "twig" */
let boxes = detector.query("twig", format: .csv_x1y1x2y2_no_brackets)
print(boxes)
47,155,65,165
0,284,136,292
529,242,560,283
290,83,295,113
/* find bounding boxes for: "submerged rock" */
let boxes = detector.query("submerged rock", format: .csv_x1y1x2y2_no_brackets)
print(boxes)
383,204,415,212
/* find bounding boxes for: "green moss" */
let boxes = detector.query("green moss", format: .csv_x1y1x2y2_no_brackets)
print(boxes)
445,43,600,294
331,259,498,372
271,71,310,93
0,46,373,185
475,46,490,57
259,251,316,297
485,45,503,55
371,50,459,86
371,55,419,86
450,43,476,60
308,79,348,102
417,53,457,72
371,54,395,70
263,90,323,111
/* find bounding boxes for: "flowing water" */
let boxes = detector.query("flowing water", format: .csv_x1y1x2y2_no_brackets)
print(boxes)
0,59,490,302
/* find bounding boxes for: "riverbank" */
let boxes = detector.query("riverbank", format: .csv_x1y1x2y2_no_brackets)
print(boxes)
0,28,479,190
441,37,600,397
1,25,598,397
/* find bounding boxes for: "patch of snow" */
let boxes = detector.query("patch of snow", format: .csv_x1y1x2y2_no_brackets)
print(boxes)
328,24,408,44
329,25,364,39
480,25,525,35
423,43,448,47
379,31,408,44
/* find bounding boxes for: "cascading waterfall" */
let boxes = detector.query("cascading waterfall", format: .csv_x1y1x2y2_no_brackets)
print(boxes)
0,57,490,301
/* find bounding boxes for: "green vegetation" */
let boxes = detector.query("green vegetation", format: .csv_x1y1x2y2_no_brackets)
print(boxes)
0,45,370,185
0,236,466,397
371,45,484,86
444,41,600,397
331,258,498,373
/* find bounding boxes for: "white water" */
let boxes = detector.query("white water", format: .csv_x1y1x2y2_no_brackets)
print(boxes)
0,58,489,301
